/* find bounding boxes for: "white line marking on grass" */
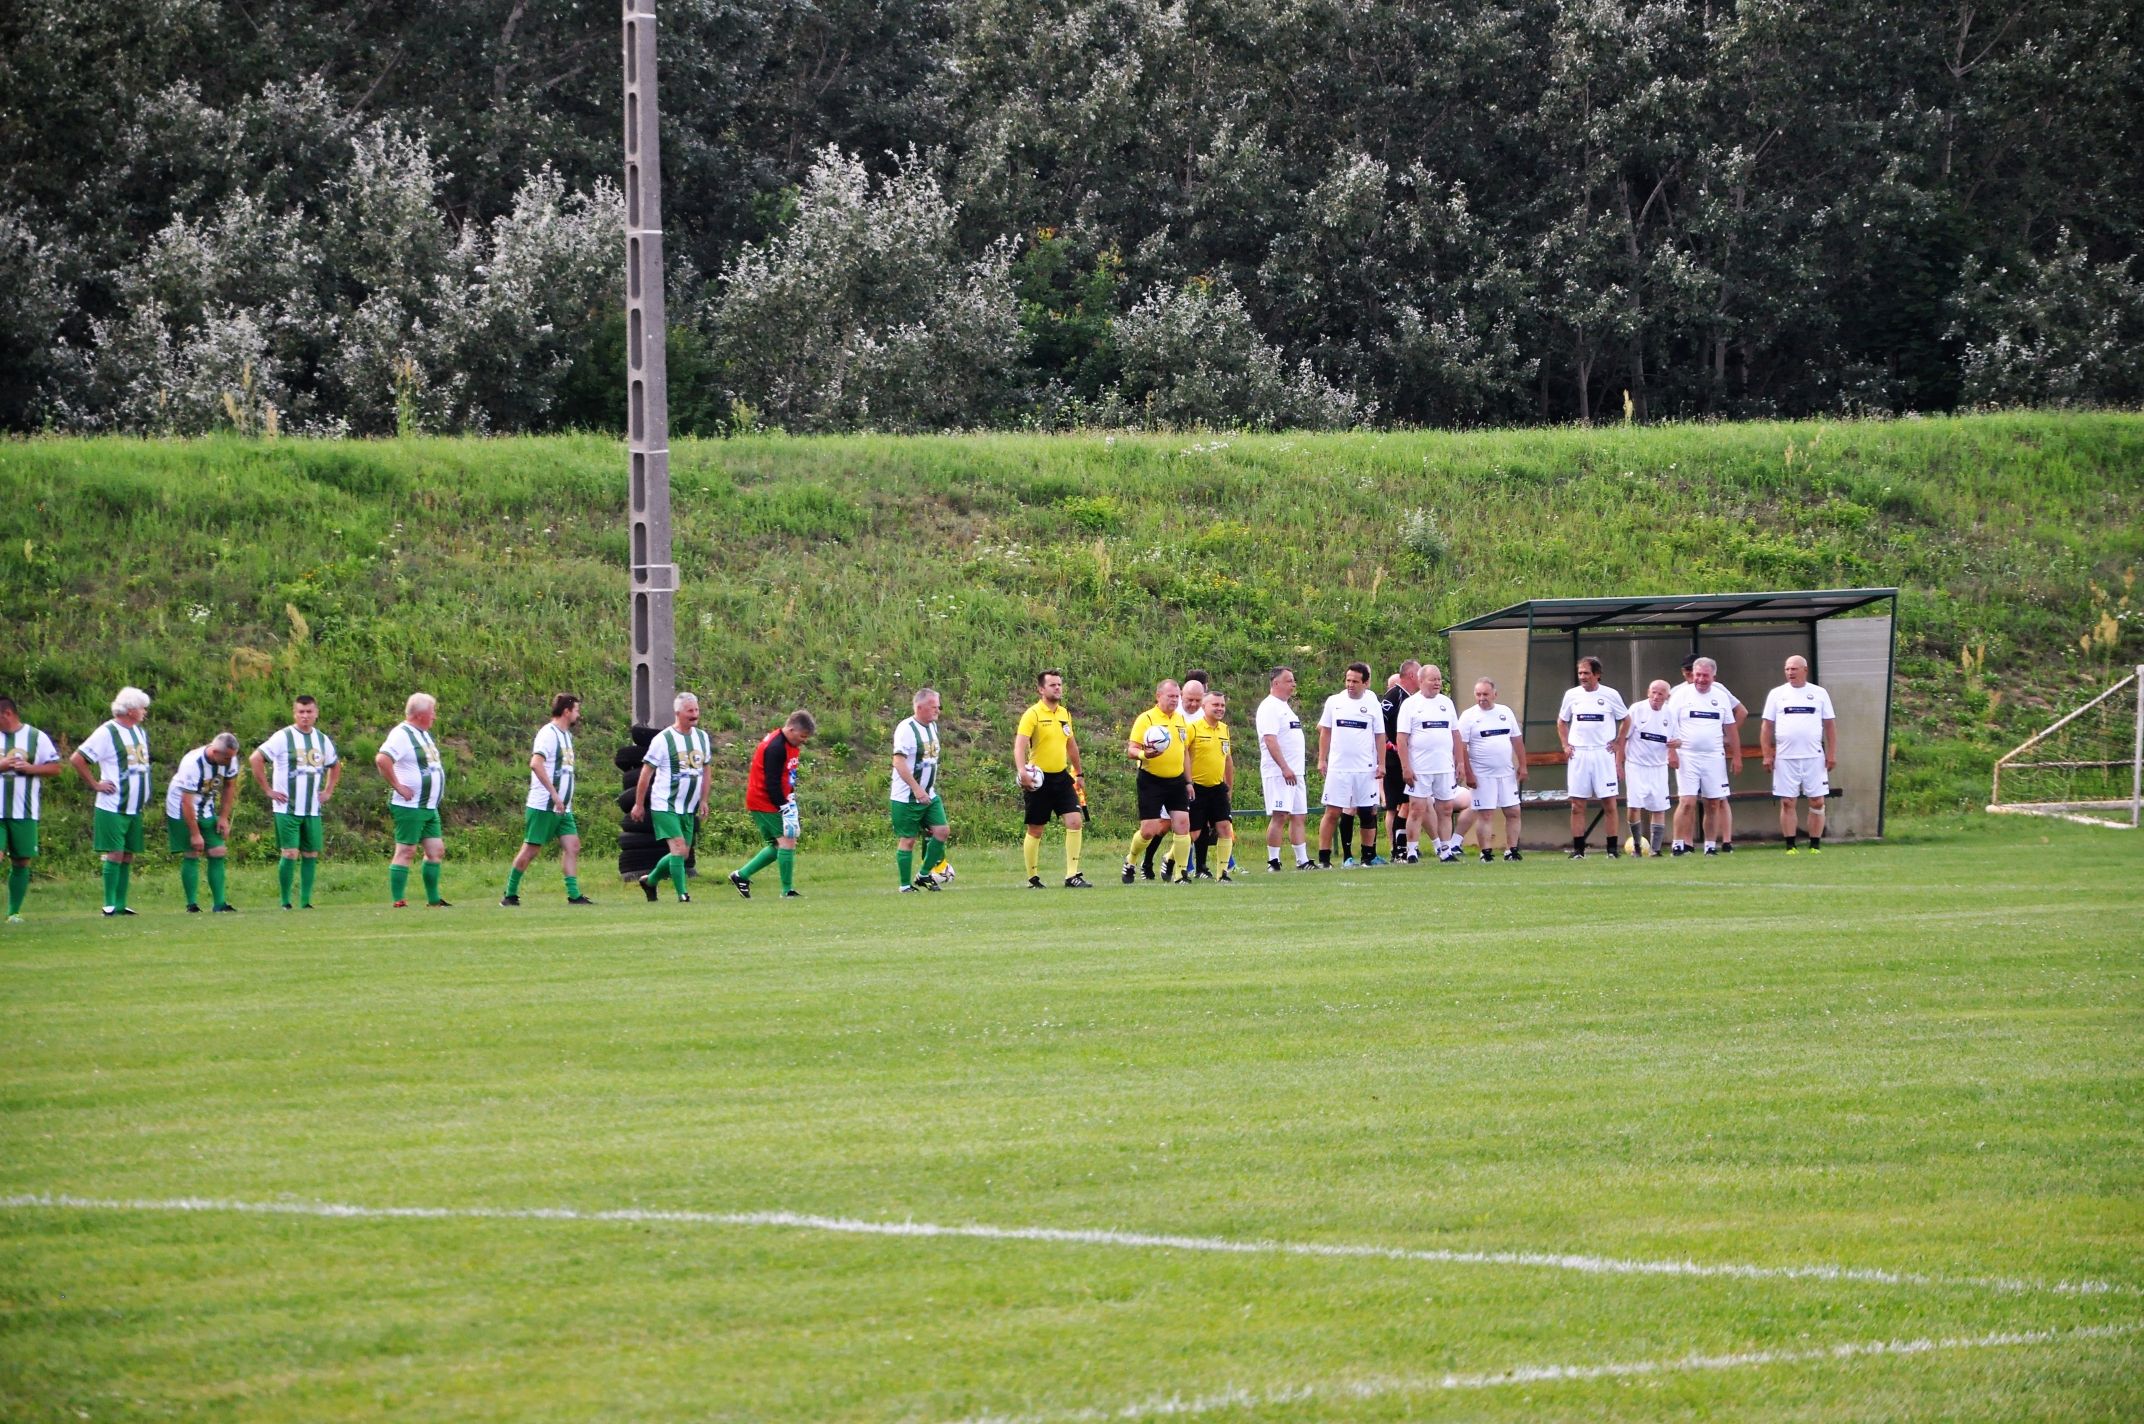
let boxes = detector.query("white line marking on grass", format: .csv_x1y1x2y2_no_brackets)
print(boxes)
3,1193,2131,1300
950,1322,2144,1424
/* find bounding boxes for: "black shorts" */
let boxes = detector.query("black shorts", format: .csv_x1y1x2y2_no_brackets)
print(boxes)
1023,768,1081,824
1135,768,1191,820
1190,782,1233,832
1383,761,1408,813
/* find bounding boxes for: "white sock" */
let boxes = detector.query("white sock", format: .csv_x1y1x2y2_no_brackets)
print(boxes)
1294,843,1311,865
1704,839,1717,851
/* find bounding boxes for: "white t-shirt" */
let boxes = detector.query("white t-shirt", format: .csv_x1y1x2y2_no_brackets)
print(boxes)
256,725,340,817
1256,696,1305,777
642,725,712,815
1668,682,1741,756
890,715,941,803
1558,684,1629,748
527,722,577,812
1318,691,1382,774
0,725,59,820
81,718,153,815
164,746,240,821
1625,701,1676,768
1397,692,1459,775
382,721,446,809
1458,702,1523,776
1762,681,1836,759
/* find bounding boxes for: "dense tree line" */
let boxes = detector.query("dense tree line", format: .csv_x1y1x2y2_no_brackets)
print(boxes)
4,0,2141,434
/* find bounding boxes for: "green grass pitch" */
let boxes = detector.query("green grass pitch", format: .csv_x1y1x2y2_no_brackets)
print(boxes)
3,816,2140,1420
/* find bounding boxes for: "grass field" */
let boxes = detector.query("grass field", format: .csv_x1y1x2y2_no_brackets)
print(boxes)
4,816,2139,1420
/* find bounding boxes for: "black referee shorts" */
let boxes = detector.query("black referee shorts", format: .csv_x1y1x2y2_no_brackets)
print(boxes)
1190,782,1233,833
1135,768,1191,820
1383,756,1407,816
1023,768,1081,824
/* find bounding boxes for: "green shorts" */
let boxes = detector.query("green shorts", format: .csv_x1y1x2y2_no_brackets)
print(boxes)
523,808,581,845
750,809,786,845
0,818,39,859
390,805,444,846
274,813,325,853
92,808,144,854
649,810,698,844
166,816,227,855
889,796,948,838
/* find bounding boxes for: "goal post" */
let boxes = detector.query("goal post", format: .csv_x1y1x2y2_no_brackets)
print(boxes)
1988,665,2143,828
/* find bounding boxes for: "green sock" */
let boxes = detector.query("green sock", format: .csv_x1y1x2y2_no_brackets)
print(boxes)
505,867,524,898
390,863,410,902
920,839,944,876
897,847,913,886
422,860,443,905
668,853,689,898
180,858,200,907
738,845,778,882
7,864,27,916
641,854,668,888
300,857,317,906
278,857,296,905
102,859,121,909
564,875,580,899
206,857,227,910
777,848,796,893
116,860,132,910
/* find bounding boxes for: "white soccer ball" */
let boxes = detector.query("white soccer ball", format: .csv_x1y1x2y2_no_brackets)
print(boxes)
1021,761,1044,789
933,862,955,886
1142,725,1173,756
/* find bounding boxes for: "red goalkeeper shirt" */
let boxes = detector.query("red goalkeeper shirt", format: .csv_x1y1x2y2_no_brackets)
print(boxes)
745,729,800,813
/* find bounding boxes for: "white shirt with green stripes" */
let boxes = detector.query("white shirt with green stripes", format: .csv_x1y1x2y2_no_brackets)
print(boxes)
527,723,577,812
642,727,711,815
82,718,152,815
383,722,446,810
0,725,60,820
257,725,340,817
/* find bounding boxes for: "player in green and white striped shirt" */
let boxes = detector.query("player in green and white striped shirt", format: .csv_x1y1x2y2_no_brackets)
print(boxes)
891,687,950,893
249,695,341,909
164,732,244,912
375,691,449,908
0,696,64,923
503,693,596,907
631,692,712,904
68,685,154,916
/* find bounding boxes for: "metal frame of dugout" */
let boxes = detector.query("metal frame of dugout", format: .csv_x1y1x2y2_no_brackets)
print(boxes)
1441,588,1900,846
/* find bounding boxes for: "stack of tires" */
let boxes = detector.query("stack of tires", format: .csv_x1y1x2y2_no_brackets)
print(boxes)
616,727,693,882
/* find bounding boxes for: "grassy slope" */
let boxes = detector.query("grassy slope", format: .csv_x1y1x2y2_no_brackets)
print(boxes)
0,820,2139,1420
1,416,2140,866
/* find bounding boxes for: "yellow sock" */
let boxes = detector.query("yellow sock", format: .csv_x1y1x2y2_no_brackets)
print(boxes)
1126,831,1152,865
1217,828,1235,860
1064,827,1083,876
1023,833,1042,877
1172,832,1195,868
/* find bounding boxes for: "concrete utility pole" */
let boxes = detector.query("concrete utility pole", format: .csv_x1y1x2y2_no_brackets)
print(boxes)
623,0,675,728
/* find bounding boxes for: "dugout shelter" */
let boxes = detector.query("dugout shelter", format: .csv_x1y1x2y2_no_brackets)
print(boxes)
1442,589,1899,845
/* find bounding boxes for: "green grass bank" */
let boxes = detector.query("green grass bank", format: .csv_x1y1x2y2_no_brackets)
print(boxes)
1,415,2139,866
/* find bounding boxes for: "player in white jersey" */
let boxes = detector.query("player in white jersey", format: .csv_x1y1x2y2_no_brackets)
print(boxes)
1456,678,1527,861
70,685,153,916
1666,657,1745,855
1622,680,1676,855
1256,667,1316,871
1556,656,1629,859
891,687,950,893
1395,663,1463,862
0,697,63,923
377,691,450,906
632,691,713,904
250,694,341,909
1317,662,1386,867
504,693,596,906
164,732,243,912
1761,655,1838,853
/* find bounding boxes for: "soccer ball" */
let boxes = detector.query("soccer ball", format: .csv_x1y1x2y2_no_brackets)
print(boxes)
933,861,955,886
1021,762,1044,789
1142,725,1173,756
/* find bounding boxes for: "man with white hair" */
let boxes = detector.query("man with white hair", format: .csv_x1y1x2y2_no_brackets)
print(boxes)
1667,657,1745,856
165,732,243,912
1380,660,1421,860
1623,680,1676,855
0,697,64,923
1556,656,1629,858
1456,677,1526,861
891,687,949,892
1762,654,1839,853
632,691,711,904
70,686,154,916
1257,667,1316,871
1396,662,1462,862
377,691,450,907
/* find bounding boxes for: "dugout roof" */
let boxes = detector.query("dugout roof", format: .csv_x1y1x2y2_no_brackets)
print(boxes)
1442,587,1899,633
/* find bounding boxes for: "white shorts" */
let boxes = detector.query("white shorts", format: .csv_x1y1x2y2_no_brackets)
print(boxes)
1675,751,1731,801
1567,747,1620,800
1471,770,1520,810
1321,766,1380,809
1262,769,1308,816
1625,762,1670,812
1407,770,1457,803
1773,755,1829,800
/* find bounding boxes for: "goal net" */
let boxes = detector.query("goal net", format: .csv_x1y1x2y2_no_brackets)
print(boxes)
1988,665,2143,828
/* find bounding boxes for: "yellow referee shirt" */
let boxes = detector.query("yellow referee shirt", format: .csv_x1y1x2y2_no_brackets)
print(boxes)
1188,717,1231,786
1128,707,1191,780
1017,700,1075,773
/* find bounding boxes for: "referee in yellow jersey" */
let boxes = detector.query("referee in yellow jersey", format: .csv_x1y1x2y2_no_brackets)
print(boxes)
1014,670,1092,889
1187,688,1236,880
1122,680,1194,883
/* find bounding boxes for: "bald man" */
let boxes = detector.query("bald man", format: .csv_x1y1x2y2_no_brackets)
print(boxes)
1761,655,1838,852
